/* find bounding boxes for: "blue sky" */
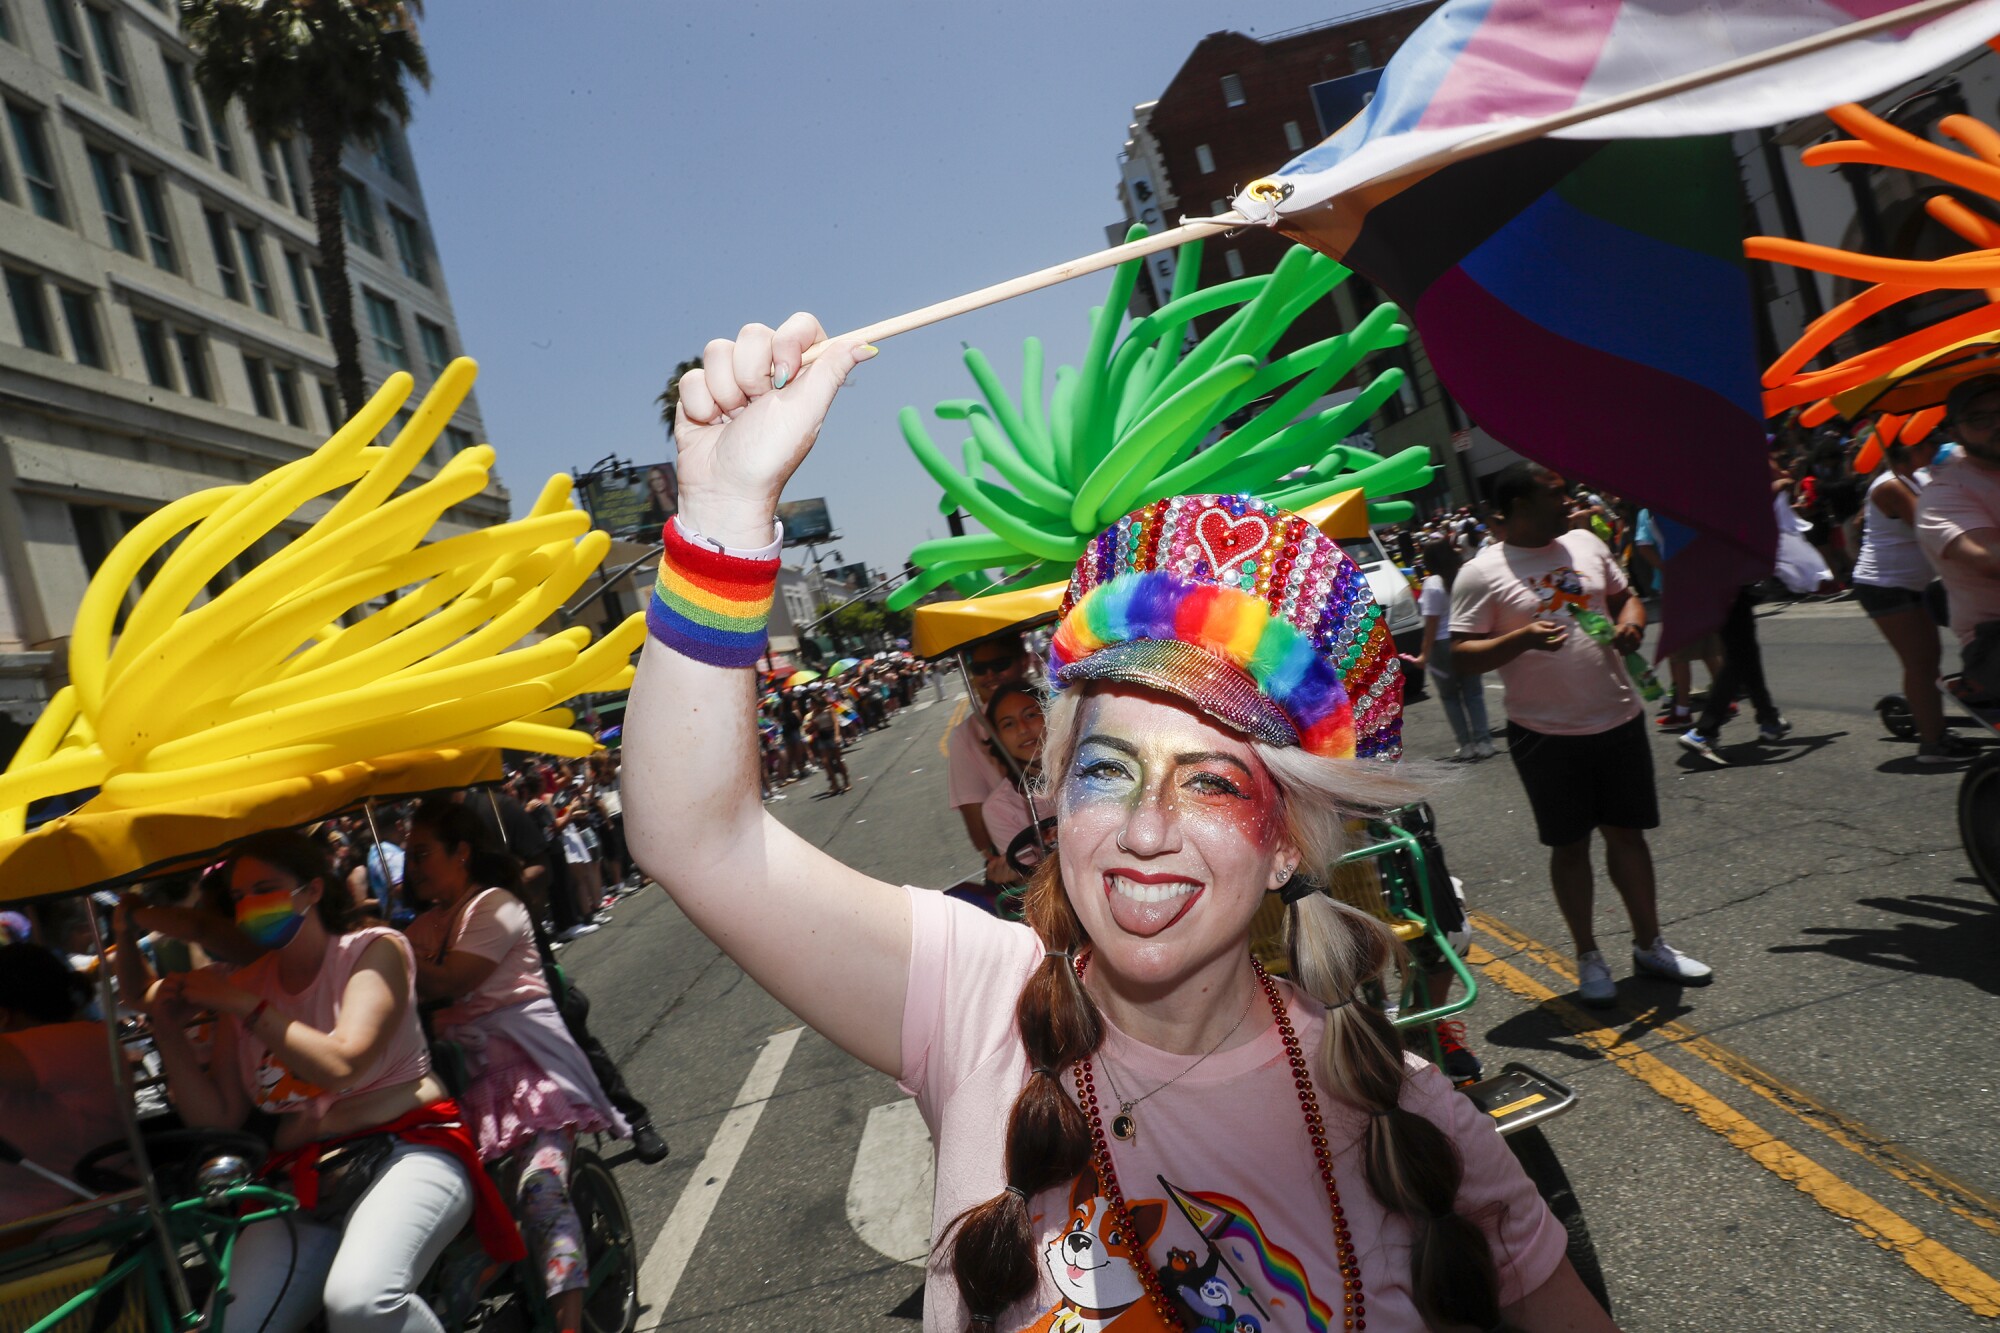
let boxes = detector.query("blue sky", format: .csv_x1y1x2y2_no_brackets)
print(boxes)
407,1,1369,574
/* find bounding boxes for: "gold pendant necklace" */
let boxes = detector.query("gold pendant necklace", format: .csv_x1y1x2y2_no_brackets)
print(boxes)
1094,985,1257,1145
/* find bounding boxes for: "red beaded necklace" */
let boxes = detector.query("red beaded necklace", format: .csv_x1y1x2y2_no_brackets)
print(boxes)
1070,951,1366,1332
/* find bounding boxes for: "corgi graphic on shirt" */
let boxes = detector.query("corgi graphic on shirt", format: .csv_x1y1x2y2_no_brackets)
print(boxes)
1024,1165,1325,1333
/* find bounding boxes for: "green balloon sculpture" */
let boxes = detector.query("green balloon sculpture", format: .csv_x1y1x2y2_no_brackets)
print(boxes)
887,227,1436,611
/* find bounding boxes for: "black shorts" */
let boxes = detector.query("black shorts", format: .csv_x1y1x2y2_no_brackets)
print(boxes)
1505,714,1659,846
1853,582,1924,619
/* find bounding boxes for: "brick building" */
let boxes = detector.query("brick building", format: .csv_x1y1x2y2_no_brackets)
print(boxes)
1116,6,1523,505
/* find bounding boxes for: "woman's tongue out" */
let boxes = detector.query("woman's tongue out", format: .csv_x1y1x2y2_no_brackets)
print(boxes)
1104,872,1202,937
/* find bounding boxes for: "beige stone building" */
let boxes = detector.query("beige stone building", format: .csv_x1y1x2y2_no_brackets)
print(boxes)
0,0,503,754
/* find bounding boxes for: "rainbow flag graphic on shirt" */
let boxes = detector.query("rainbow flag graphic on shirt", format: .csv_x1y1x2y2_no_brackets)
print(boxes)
1163,1180,1331,1333
1230,0,2000,651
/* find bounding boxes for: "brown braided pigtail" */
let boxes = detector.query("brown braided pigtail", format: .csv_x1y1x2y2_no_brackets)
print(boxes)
942,856,1105,1324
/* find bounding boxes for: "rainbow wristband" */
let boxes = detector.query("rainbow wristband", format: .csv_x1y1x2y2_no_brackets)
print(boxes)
648,517,782,668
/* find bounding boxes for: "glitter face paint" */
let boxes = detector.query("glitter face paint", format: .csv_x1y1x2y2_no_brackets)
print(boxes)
1056,687,1292,986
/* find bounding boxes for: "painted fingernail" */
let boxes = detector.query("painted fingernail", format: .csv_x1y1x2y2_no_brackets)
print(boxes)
772,364,789,390
855,344,880,362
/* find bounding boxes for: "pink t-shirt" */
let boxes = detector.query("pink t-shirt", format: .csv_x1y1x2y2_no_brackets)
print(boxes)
948,711,1009,811
899,888,1563,1332
1449,530,1640,736
0,1021,124,1229
1916,453,2000,646
228,926,429,1115
405,889,550,1027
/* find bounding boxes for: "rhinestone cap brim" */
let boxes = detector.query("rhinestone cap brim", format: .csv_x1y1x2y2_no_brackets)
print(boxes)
1055,639,1301,749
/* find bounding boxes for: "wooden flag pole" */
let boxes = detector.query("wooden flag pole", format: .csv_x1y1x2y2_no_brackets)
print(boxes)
802,0,1982,362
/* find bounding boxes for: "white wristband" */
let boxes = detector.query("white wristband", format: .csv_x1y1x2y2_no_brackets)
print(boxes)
671,514,784,561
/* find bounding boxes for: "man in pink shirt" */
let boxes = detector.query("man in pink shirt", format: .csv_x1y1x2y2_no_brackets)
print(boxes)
1918,376,2000,704
1451,463,1711,1005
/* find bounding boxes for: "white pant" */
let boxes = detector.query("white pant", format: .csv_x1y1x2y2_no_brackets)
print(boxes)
227,1141,473,1333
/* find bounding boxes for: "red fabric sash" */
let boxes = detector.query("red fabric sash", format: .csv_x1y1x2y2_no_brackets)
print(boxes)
262,1098,526,1262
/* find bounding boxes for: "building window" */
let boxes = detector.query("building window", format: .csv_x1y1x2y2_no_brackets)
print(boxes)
58,287,103,366
279,140,306,214
88,146,134,253
363,289,406,368
45,0,89,86
206,102,236,175
283,250,318,331
341,177,379,254
1349,39,1372,72
205,208,242,300
0,2,13,43
69,503,116,577
5,267,54,352
1223,249,1246,279
173,328,210,398
163,57,203,156
319,379,340,428
1220,73,1246,107
255,136,283,201
242,352,274,417
1283,120,1304,151
1209,197,1228,218
131,170,173,270
443,424,473,458
273,364,302,425
7,102,64,222
389,207,429,284
1194,143,1215,175
417,317,449,377
133,313,173,387
237,225,272,314
371,127,406,183
83,6,130,111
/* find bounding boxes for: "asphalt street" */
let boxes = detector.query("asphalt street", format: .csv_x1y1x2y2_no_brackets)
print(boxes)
565,599,2000,1331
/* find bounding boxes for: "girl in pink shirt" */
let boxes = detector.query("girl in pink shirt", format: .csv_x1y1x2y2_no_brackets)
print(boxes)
405,799,627,1333
624,316,1615,1332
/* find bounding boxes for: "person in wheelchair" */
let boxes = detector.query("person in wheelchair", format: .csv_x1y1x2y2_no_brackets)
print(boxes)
402,800,628,1333
0,943,122,1240
979,681,1054,882
145,830,522,1333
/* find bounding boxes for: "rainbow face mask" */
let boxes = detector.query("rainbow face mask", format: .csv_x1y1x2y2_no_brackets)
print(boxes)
235,887,306,950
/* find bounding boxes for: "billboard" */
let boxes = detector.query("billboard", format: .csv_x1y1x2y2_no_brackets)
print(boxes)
579,462,678,539
776,497,834,546
1309,67,1384,139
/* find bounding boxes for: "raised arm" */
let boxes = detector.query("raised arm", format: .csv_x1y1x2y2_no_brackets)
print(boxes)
624,315,910,1077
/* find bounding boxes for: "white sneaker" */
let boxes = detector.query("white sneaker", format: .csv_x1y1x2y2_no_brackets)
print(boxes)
1576,950,1616,1006
1632,935,1713,984
1454,742,1476,761
1475,738,1498,760
555,923,600,942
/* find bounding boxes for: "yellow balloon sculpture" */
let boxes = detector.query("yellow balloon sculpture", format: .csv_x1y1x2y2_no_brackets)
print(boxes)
0,358,644,838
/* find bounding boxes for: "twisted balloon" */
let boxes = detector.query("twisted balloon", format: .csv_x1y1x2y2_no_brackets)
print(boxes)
0,360,642,837
888,229,1435,610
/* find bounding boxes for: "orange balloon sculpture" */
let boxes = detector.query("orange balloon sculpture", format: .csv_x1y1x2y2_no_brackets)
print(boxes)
1750,56,2000,424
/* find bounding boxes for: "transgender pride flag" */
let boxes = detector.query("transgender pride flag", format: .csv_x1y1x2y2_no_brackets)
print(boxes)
1233,0,2000,649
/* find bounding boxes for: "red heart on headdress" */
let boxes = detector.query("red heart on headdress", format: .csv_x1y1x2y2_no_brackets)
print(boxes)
1195,508,1271,574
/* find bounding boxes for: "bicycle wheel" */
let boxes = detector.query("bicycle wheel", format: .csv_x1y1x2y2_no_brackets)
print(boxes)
1505,1126,1611,1314
571,1150,639,1333
1959,752,2000,903
1876,694,1919,741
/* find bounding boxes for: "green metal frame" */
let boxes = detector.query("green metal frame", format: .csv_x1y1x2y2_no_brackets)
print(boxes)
1333,812,1479,1037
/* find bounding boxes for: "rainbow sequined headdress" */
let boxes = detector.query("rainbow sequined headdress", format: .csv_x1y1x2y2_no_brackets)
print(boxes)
1049,494,1401,760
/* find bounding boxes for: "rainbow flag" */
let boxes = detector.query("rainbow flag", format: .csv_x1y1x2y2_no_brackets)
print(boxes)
1232,0,2000,648
1162,1180,1331,1333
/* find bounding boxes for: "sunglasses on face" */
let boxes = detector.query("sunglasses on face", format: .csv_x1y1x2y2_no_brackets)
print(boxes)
1959,411,2000,430
968,657,1017,676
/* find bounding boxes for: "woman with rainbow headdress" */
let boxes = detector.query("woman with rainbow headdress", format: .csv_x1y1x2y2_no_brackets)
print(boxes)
624,315,1616,1332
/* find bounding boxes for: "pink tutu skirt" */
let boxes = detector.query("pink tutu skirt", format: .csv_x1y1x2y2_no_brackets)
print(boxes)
462,1032,619,1161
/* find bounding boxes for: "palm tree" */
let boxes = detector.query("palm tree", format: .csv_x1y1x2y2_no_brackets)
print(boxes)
656,355,703,437
179,1,430,419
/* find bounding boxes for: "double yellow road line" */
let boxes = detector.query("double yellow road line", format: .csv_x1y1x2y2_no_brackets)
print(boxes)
1469,911,2000,1317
